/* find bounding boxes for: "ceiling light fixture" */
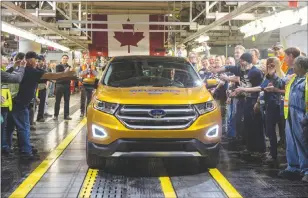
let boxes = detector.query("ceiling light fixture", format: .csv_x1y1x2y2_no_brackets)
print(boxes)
1,21,70,52
240,6,307,38
195,35,209,43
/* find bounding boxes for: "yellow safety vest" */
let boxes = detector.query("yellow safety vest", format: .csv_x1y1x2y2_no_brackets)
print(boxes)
1,84,13,111
284,74,308,119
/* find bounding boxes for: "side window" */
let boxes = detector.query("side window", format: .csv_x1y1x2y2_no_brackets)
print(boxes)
103,65,113,85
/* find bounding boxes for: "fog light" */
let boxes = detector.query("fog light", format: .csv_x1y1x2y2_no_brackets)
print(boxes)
92,124,107,138
205,125,219,138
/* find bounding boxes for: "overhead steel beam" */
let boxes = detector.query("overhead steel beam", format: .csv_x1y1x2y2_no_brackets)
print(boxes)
71,28,186,33
197,25,239,31
192,1,218,22
82,9,170,14
181,1,263,44
1,9,56,16
206,12,256,20
80,2,189,8
1,2,87,49
57,20,197,26
11,22,72,28
45,36,88,40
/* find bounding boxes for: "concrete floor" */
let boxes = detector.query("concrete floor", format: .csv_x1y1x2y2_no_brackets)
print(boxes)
2,93,308,198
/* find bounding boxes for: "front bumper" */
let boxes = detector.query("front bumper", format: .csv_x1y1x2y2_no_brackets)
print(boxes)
87,138,220,157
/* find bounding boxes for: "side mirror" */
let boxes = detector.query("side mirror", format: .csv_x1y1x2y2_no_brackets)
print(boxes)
94,78,99,89
204,79,219,89
82,78,99,89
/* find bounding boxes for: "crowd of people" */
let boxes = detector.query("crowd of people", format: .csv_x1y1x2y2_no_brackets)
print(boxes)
1,44,308,183
1,51,98,160
189,44,308,183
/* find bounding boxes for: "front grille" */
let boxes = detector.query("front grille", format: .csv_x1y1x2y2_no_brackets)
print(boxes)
115,105,198,130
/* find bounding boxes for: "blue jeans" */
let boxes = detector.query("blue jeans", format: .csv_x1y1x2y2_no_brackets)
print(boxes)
226,101,236,137
1,107,9,150
11,105,32,154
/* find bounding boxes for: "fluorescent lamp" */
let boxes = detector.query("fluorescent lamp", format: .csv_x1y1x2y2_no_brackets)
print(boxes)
1,21,70,52
195,35,209,43
240,6,307,37
299,6,308,25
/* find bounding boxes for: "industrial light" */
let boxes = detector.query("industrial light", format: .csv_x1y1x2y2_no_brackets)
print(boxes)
1,21,70,52
240,6,307,38
195,35,209,43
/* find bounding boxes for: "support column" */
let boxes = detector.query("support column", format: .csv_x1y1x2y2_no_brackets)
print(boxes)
18,38,41,54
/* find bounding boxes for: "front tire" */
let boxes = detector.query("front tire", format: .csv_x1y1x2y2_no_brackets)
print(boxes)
86,141,107,169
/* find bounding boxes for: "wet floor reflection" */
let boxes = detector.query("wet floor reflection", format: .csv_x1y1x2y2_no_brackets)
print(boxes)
1,96,81,198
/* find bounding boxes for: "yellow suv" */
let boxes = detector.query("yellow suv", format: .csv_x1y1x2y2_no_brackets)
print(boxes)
86,56,222,168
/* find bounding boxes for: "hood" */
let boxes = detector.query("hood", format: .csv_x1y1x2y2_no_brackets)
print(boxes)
95,85,213,105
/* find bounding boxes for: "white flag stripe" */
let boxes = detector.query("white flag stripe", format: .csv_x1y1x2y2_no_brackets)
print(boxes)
108,15,150,57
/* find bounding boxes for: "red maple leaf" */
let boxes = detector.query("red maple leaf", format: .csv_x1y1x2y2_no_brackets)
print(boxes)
113,19,145,53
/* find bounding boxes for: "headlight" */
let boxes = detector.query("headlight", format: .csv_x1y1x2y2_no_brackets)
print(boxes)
93,98,119,114
194,100,216,115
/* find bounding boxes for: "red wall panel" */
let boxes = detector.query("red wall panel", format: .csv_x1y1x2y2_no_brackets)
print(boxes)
88,14,108,57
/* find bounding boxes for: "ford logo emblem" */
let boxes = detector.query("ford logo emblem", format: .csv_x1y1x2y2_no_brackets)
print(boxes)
149,109,166,118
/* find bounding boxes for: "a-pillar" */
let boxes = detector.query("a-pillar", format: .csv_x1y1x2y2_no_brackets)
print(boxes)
18,38,41,54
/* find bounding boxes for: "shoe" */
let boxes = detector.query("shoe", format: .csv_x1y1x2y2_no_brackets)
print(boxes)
263,155,279,167
278,170,302,180
36,118,45,122
20,152,40,160
240,149,251,156
53,116,58,121
64,116,72,120
2,149,15,158
302,175,308,183
31,146,38,154
80,113,84,118
30,125,36,131
44,113,53,118
251,152,265,158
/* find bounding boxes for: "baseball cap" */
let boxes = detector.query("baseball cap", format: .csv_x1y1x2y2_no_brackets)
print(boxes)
272,43,284,50
240,52,253,64
37,55,45,61
25,51,38,59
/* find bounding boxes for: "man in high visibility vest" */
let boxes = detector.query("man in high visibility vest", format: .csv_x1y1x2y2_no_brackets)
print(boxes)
272,44,289,73
267,56,308,182
1,54,26,156
79,56,98,117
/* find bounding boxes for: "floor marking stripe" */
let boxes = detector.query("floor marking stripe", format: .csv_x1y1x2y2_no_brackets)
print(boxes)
9,118,87,198
159,177,177,198
209,168,243,198
78,169,99,198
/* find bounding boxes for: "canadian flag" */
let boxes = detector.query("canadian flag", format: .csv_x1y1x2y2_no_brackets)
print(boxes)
108,15,150,57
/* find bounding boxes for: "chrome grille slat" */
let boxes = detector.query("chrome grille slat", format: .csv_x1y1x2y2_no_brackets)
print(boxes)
117,115,195,121
116,105,197,130
120,108,194,113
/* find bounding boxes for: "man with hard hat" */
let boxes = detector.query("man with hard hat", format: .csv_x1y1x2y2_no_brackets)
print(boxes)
79,56,98,117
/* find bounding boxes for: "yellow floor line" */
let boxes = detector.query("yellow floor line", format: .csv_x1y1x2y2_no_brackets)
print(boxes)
159,177,177,198
78,169,99,198
209,168,243,198
9,118,87,198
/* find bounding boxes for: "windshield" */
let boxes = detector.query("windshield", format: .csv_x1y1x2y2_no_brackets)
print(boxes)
103,60,202,88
